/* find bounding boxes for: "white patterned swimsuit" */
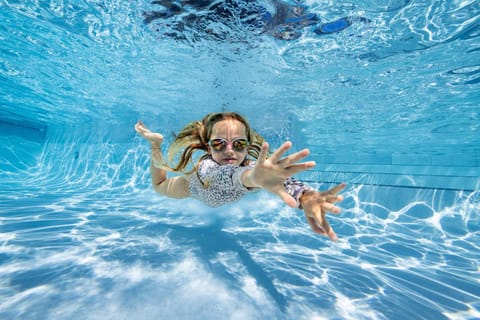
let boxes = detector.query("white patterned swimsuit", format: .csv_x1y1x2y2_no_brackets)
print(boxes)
189,156,312,208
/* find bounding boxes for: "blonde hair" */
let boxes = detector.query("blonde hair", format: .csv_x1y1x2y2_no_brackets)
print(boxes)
162,112,265,174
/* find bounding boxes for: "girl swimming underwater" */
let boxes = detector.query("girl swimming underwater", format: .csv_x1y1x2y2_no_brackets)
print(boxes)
135,112,345,240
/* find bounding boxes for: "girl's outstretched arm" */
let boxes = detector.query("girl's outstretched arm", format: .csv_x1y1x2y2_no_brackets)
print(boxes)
135,121,189,199
300,183,346,241
241,141,315,207
240,140,346,240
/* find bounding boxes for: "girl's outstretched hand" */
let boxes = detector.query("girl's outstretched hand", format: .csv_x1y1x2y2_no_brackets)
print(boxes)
300,183,346,241
250,141,316,207
135,121,164,146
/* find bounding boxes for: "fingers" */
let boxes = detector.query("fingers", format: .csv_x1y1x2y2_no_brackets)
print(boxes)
135,121,157,139
307,217,325,235
323,193,343,202
328,183,346,195
306,217,337,241
303,187,345,240
270,143,314,169
257,142,269,165
268,141,292,163
322,201,341,214
283,161,316,176
280,148,311,165
312,211,338,241
135,120,147,134
328,228,338,241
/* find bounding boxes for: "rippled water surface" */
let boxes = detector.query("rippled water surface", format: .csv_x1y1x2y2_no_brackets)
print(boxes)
1,0,479,319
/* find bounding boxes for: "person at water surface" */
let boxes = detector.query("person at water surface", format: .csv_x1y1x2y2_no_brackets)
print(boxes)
135,112,346,240
143,0,370,40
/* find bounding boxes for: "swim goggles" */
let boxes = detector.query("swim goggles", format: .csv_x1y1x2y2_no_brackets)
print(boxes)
208,138,249,152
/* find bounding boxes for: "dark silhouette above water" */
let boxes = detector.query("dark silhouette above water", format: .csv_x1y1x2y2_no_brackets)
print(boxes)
144,0,370,40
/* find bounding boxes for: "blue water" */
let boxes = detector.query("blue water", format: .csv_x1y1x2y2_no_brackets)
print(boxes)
1,0,479,319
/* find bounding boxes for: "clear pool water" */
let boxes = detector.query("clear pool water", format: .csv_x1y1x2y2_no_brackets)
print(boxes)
1,0,479,319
